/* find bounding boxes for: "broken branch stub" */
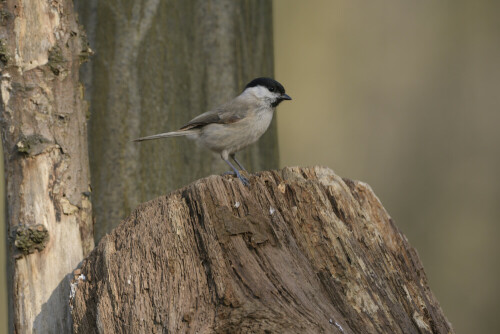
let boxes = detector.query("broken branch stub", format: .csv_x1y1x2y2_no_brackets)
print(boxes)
71,166,453,333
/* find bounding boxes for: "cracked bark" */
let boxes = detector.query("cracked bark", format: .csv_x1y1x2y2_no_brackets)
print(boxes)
0,0,93,332
71,167,453,334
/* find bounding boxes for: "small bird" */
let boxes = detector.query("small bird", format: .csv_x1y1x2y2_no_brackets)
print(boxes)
133,77,291,186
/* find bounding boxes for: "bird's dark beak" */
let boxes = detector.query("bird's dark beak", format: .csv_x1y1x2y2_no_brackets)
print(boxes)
281,94,292,101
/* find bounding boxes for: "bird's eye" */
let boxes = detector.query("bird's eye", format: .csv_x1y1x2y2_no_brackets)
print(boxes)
269,87,275,92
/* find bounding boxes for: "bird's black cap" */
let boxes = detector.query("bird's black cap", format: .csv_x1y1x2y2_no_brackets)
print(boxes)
245,77,287,95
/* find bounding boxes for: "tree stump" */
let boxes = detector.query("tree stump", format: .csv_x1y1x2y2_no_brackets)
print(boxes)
71,166,453,333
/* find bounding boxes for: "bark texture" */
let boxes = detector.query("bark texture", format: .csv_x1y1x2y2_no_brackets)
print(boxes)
74,0,278,241
0,0,93,332
71,166,453,333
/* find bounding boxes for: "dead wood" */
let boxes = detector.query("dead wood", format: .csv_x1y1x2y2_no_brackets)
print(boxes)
71,166,453,334
0,0,94,332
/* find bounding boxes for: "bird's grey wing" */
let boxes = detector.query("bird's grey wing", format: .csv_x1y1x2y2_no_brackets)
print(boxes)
179,100,248,130
179,111,223,130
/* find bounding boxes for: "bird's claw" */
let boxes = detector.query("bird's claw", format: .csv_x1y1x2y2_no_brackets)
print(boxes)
223,170,249,186
238,175,250,187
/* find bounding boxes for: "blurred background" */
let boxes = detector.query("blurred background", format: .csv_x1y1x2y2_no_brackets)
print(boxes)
274,0,500,333
2,0,499,333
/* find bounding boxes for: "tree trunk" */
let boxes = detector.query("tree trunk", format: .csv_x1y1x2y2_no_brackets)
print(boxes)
74,0,278,242
71,167,453,333
0,1,94,332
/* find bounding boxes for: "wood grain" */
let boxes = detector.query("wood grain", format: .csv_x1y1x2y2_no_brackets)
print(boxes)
72,166,453,333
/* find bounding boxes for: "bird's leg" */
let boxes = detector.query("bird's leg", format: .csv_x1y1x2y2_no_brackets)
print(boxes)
230,153,247,172
223,159,249,186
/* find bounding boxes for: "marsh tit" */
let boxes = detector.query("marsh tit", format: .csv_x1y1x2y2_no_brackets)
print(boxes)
133,77,292,186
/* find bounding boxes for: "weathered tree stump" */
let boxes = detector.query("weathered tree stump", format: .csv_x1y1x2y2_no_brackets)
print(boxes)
71,166,453,333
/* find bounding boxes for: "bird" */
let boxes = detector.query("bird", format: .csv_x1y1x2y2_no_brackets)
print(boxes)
133,77,292,186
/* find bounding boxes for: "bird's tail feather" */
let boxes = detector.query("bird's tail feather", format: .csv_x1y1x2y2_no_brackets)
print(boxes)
132,130,196,142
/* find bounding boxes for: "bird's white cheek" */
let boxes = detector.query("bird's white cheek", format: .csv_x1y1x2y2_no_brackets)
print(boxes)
244,86,274,99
